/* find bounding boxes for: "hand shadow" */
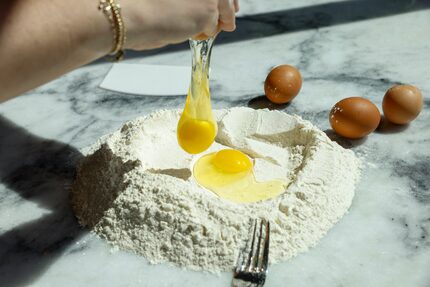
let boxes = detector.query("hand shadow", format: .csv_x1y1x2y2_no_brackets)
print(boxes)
0,115,85,287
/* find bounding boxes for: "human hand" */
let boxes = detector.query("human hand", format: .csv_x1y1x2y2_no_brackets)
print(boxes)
123,0,239,50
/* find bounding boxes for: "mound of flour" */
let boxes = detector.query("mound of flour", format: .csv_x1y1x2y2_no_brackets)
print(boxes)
71,107,361,272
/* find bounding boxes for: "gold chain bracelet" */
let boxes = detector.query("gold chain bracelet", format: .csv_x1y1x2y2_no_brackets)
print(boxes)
99,0,126,61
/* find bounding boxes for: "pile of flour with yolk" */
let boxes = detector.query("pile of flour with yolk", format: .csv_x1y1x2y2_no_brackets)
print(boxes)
71,107,361,272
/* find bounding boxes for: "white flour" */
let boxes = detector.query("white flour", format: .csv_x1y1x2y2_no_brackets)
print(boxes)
71,107,361,272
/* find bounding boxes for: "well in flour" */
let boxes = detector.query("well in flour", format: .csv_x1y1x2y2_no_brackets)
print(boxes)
71,107,361,272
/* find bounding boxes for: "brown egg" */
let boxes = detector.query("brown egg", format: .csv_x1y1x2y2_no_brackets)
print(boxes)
382,85,423,124
329,97,381,139
264,65,302,104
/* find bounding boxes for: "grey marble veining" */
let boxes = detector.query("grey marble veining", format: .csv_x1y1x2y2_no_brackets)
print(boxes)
1,0,429,286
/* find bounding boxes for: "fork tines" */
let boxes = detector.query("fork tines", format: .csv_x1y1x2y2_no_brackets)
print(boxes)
234,218,270,286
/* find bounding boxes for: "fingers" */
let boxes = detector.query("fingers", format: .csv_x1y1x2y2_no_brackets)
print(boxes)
233,0,240,13
218,0,236,32
193,0,237,40
192,33,210,41
201,10,220,38
192,30,219,41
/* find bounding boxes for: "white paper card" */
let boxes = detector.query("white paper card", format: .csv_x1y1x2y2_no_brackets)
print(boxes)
100,63,190,96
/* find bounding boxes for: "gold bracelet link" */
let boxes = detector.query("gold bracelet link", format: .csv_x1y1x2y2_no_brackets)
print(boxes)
99,0,126,61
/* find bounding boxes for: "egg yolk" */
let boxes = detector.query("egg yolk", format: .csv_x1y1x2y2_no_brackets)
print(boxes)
177,118,216,154
212,149,253,173
194,150,286,203
177,90,217,154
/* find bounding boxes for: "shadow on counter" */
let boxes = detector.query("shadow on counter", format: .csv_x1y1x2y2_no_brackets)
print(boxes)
375,115,410,134
0,116,84,287
96,0,430,62
324,129,368,149
247,95,290,111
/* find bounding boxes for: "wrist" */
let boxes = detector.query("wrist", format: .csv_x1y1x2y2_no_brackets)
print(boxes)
120,0,168,51
67,0,112,60
120,0,148,50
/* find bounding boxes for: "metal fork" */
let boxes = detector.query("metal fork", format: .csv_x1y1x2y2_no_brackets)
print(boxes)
233,219,270,287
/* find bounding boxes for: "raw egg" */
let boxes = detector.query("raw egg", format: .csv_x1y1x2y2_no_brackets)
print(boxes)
193,149,286,203
329,97,381,139
382,85,423,125
177,40,217,154
177,93,217,154
264,65,302,104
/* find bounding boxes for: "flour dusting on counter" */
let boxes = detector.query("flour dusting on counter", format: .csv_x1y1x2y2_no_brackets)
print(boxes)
70,107,361,272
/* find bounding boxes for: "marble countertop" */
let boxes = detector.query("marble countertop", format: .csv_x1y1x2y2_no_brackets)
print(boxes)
1,0,429,286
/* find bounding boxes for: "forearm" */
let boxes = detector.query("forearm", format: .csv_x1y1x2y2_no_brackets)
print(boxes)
0,0,111,102
0,0,238,103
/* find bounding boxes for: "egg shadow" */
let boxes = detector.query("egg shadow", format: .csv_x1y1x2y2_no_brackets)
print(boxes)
375,116,409,134
247,95,291,111
324,129,368,149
